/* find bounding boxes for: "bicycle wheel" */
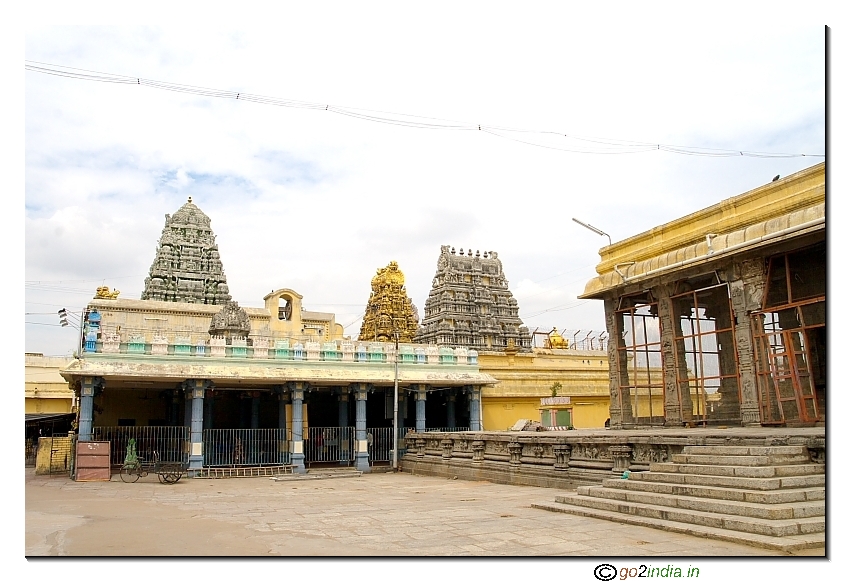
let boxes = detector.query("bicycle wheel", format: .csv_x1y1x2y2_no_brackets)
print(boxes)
120,466,140,483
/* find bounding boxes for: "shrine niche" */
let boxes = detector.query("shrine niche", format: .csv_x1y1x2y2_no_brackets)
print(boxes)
141,197,231,305
358,261,420,343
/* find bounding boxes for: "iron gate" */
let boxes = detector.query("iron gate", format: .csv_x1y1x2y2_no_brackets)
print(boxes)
305,427,354,466
203,429,289,467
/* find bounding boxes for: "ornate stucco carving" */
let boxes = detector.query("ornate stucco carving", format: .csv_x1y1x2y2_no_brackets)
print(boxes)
141,197,232,305
208,301,251,341
358,261,420,342
415,245,532,352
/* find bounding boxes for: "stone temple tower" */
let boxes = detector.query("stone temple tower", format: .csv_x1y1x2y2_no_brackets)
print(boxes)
358,261,420,342
416,245,532,352
141,197,232,304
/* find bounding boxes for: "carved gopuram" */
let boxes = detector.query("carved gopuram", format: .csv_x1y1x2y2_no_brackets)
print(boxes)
141,197,231,305
416,246,531,352
60,202,496,478
358,261,419,343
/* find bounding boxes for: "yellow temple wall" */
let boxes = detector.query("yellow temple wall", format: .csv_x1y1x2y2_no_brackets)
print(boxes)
478,349,611,430
25,354,74,414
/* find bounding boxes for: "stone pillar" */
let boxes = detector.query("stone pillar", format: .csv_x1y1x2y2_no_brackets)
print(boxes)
290,382,306,473
446,391,456,430
732,259,768,426
187,380,208,472
415,385,427,433
338,391,350,466
605,297,631,427
657,285,685,426
78,377,103,442
353,384,371,473
251,393,260,430
610,444,633,476
467,386,482,431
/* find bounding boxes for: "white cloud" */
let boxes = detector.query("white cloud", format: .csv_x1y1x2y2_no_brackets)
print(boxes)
22,11,828,355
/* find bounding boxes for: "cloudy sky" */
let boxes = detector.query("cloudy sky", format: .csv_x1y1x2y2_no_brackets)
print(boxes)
22,7,827,357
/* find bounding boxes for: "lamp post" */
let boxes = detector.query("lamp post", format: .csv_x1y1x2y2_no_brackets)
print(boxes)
392,330,400,471
572,217,612,246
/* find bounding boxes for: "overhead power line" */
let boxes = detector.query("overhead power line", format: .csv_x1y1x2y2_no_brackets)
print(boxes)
25,61,824,159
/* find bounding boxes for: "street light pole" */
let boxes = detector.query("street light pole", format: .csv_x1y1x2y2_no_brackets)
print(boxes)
392,331,400,471
572,217,612,246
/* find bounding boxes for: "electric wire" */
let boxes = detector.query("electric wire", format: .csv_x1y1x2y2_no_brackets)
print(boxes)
25,61,824,159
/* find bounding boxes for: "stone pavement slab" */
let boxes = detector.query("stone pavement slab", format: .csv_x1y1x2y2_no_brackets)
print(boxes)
25,468,822,557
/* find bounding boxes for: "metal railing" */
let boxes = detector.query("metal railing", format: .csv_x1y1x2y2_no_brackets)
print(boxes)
203,429,290,467
305,427,354,466
93,426,188,466
366,427,409,463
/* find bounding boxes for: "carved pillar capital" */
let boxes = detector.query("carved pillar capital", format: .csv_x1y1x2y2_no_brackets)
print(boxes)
507,441,523,466
440,438,453,460
610,444,633,475
471,440,485,463
553,443,572,471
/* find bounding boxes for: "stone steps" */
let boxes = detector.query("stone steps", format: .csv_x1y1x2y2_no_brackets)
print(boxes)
649,460,823,478
602,477,824,503
671,452,811,466
628,470,824,490
532,445,825,552
567,486,825,519
531,500,824,553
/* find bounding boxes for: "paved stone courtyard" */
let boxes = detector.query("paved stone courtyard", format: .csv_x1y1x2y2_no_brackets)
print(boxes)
26,467,824,557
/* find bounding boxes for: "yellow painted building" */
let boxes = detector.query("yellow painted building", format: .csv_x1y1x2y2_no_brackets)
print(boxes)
25,353,75,415
479,347,611,430
581,162,825,427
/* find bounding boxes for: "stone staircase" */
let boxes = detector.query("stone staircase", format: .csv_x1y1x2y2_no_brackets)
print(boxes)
531,445,825,552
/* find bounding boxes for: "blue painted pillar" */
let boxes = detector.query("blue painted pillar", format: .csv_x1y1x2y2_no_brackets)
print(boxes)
415,385,427,433
353,384,371,473
338,391,350,466
78,376,102,442
446,391,456,430
188,380,207,472
290,383,306,473
468,386,482,431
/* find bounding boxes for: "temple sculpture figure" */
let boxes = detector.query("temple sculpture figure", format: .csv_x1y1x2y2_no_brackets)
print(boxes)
415,246,532,352
141,197,232,304
358,261,419,342
209,301,252,342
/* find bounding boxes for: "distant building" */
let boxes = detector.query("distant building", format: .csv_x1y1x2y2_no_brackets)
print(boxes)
581,162,825,428
60,198,495,475
416,246,532,351
414,245,610,430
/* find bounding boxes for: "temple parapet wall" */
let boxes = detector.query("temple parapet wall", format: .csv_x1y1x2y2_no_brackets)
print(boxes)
81,336,480,365
401,429,825,489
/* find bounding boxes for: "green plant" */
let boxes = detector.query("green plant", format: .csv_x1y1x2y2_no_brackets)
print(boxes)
551,382,562,397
